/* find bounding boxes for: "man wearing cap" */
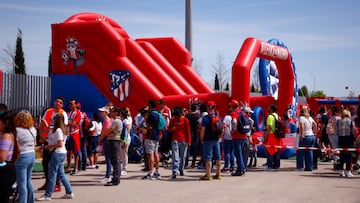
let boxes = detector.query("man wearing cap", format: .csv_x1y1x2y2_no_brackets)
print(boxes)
199,101,222,180
229,100,247,176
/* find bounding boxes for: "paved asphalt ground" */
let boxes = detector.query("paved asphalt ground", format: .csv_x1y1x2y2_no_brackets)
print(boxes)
31,157,360,203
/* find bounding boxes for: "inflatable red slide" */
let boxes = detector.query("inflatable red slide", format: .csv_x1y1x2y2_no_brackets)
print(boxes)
52,12,214,113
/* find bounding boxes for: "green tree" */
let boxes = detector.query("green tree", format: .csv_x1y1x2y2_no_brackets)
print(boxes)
214,74,220,90
311,90,326,97
224,81,229,91
48,48,52,77
298,85,309,97
14,29,26,74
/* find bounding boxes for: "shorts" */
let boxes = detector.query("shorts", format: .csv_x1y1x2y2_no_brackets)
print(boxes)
87,136,100,155
202,139,221,161
65,135,74,151
144,139,159,154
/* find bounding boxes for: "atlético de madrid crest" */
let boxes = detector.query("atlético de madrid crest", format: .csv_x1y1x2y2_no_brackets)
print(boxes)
109,70,132,102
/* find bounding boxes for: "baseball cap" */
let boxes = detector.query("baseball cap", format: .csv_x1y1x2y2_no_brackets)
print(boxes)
243,106,253,113
207,101,216,108
230,100,239,107
98,106,109,114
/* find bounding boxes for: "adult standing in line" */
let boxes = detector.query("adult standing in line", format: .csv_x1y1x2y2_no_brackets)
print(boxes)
264,104,283,171
222,108,235,173
101,106,122,186
97,105,113,183
337,110,356,178
119,108,132,176
87,112,102,169
0,111,16,203
77,102,88,171
14,110,37,203
36,114,74,201
38,97,68,192
169,107,191,179
229,100,247,176
185,104,201,168
142,99,163,180
199,101,222,180
66,99,81,175
297,108,317,171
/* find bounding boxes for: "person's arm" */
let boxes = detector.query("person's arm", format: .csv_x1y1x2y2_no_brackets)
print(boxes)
0,133,13,162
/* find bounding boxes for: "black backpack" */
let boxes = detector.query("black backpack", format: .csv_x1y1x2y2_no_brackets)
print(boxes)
206,114,223,140
272,113,286,138
237,111,251,134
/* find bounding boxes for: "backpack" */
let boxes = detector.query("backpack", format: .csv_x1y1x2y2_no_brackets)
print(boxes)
120,122,128,142
272,113,286,138
82,114,94,137
237,111,251,134
326,116,336,135
153,111,166,130
206,114,223,139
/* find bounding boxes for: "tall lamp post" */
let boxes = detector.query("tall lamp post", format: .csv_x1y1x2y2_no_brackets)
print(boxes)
310,73,316,93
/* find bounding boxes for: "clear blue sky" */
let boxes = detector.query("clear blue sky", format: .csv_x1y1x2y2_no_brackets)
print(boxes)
0,0,359,97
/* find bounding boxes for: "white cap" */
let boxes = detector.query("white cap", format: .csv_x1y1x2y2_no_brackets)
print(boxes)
98,106,109,114
243,106,253,113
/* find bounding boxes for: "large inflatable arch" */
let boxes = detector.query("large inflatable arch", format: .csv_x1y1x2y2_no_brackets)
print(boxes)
231,38,295,118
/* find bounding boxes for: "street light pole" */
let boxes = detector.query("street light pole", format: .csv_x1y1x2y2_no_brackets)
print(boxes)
310,73,316,92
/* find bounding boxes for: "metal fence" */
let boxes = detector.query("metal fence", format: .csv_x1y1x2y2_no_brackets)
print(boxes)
0,72,51,117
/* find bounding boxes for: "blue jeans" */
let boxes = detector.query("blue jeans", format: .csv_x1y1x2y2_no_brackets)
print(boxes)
15,152,35,203
296,135,315,171
103,137,112,178
171,141,188,175
223,139,234,169
266,150,280,169
80,136,87,170
233,139,246,173
45,152,72,197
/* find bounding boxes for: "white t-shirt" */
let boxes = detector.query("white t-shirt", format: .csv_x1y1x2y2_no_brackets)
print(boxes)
16,127,37,154
222,115,232,140
299,116,315,136
91,121,102,136
48,128,67,154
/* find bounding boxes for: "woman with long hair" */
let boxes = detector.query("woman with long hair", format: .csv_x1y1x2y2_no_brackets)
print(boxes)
14,110,37,203
37,113,74,201
119,108,132,176
337,110,356,178
297,107,317,171
0,111,16,203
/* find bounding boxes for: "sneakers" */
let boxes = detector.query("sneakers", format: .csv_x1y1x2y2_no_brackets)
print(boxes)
345,170,354,178
221,168,229,173
179,171,184,176
212,175,222,180
98,176,112,183
142,173,155,180
104,181,120,186
154,172,161,179
53,185,61,192
36,195,51,201
171,175,177,179
199,175,212,181
86,165,96,169
69,170,80,175
339,170,345,177
231,171,244,176
121,171,127,176
61,193,74,199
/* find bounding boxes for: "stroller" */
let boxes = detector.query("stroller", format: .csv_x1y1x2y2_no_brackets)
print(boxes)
159,130,172,168
9,182,18,203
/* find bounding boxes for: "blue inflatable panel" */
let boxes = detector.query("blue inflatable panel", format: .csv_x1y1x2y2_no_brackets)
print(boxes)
51,74,108,114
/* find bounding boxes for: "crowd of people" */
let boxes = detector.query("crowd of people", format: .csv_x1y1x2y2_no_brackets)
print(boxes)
0,98,359,202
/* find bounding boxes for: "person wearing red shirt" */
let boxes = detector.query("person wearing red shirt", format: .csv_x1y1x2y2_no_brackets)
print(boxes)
169,107,191,179
66,99,82,175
